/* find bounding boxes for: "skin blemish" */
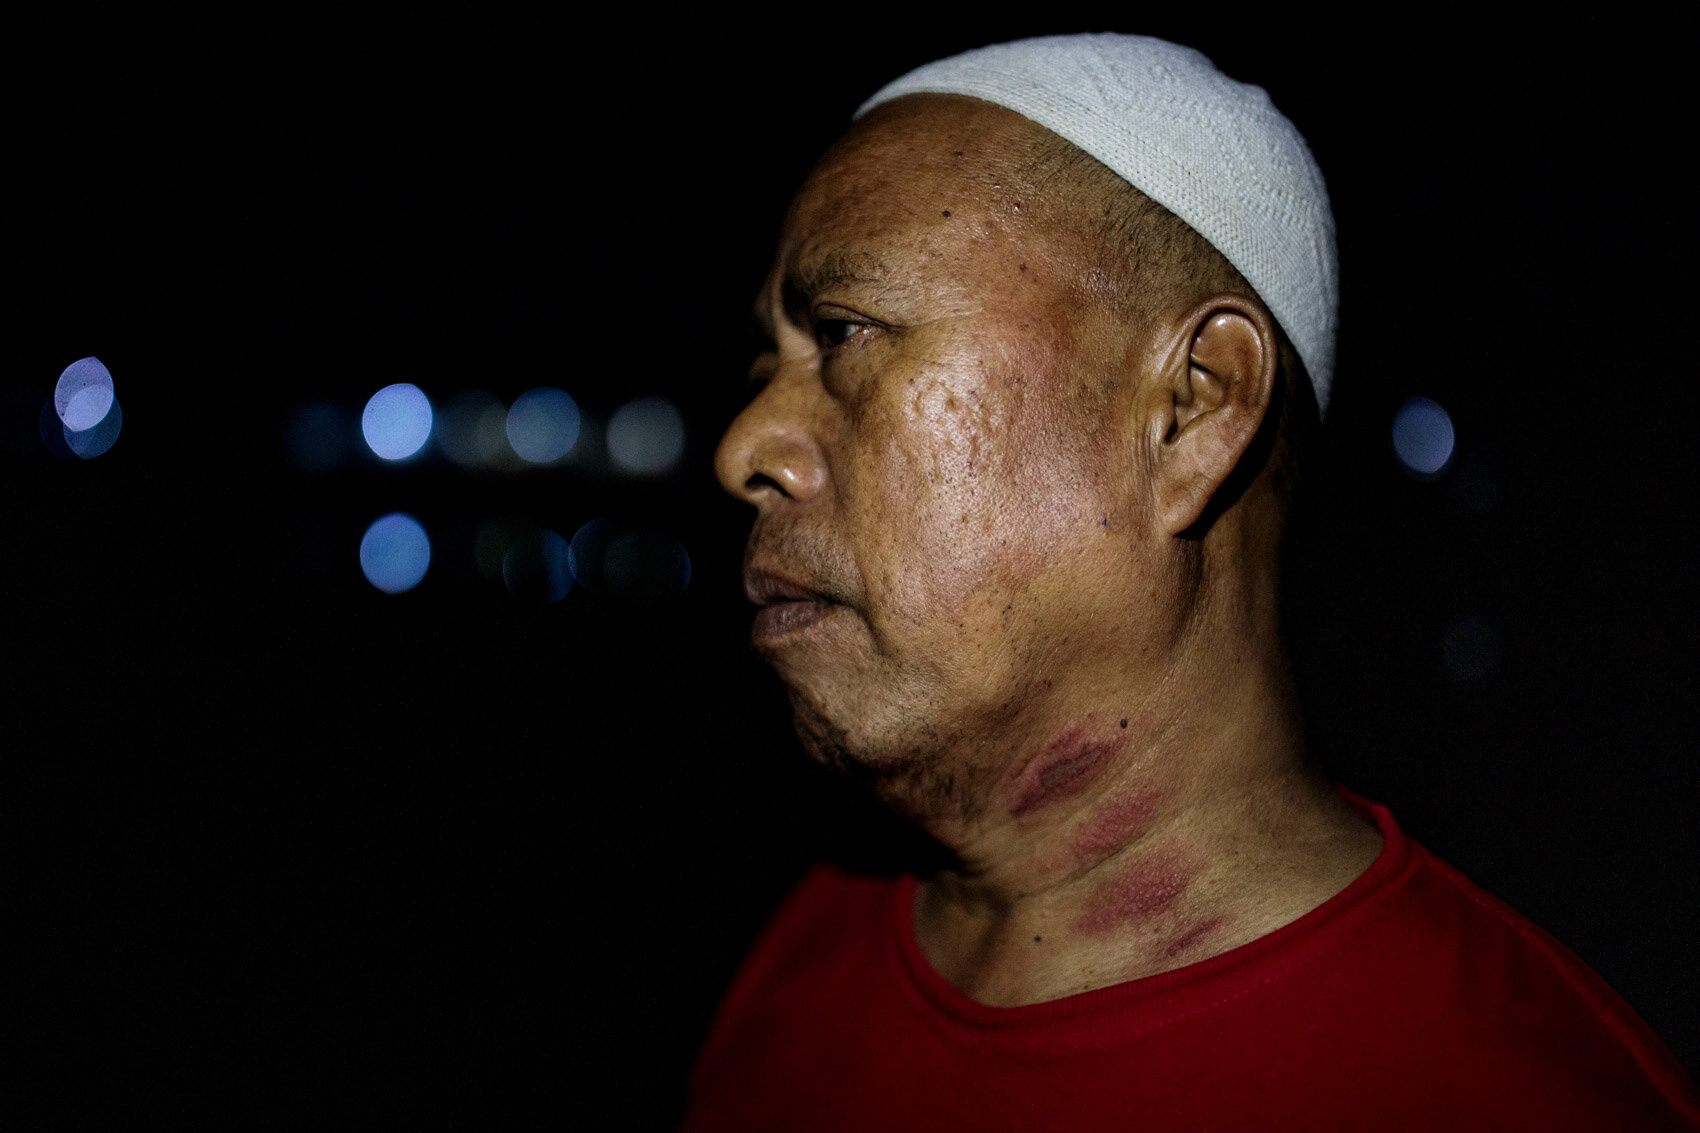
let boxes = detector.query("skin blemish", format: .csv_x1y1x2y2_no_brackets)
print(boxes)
942,209,952,217
1076,846,1193,936
1119,719,1127,728
1008,727,1127,817
1163,916,1225,960
1069,789,1163,865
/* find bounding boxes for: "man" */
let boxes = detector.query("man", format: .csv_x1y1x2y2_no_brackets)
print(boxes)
686,35,1697,1131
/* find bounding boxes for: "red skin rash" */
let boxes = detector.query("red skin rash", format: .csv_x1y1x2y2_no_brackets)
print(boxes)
1163,916,1225,960
1069,789,1163,866
1075,845,1193,936
1007,727,1126,817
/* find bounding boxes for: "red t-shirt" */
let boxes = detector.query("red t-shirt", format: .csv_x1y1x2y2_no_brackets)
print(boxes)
685,796,1698,1131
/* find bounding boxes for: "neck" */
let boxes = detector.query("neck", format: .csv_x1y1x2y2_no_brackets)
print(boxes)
907,596,1380,1007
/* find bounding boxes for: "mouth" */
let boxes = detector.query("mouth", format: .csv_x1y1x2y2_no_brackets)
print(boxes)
744,567,838,645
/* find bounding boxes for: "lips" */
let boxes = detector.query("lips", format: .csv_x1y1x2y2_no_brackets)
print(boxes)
744,567,838,644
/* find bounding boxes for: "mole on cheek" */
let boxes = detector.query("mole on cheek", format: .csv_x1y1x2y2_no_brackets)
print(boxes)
1008,728,1125,817
1076,847,1192,936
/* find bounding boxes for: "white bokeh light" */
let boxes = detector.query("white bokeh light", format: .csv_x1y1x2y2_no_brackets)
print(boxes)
439,391,513,468
505,387,580,464
607,396,685,476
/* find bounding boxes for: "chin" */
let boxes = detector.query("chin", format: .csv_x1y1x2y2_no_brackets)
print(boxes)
786,687,980,824
787,687,863,777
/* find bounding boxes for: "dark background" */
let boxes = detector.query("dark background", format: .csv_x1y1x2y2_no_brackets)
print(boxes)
7,15,1693,1127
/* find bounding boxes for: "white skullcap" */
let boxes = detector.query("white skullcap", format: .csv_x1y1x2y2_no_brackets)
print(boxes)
858,34,1338,413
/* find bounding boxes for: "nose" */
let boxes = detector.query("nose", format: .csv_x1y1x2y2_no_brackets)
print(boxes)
715,372,829,508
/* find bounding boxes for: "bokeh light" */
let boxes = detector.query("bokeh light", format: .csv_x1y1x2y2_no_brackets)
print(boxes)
474,517,530,584
64,398,123,459
1392,396,1455,477
439,391,515,468
568,518,615,591
607,395,685,476
55,357,115,432
569,518,690,601
362,383,434,461
501,527,573,603
360,513,431,593
505,387,580,464
47,357,123,458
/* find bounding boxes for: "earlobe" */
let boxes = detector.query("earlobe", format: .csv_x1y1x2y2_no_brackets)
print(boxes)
1154,296,1278,535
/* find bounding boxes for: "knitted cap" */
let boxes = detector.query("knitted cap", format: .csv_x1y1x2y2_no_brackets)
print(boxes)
858,34,1338,413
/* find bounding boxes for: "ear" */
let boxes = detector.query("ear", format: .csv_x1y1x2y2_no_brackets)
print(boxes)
1152,295,1279,535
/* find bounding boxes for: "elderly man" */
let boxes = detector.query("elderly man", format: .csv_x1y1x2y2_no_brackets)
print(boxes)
687,35,1696,1131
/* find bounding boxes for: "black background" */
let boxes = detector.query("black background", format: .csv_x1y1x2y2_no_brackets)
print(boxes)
7,14,1693,1127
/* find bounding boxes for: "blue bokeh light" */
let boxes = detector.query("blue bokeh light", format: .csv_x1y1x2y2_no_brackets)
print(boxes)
570,518,690,601
607,396,685,476
506,387,580,464
63,385,114,432
362,383,434,461
1392,396,1455,477
55,357,115,432
502,527,573,603
64,397,123,459
568,518,614,591
360,513,431,593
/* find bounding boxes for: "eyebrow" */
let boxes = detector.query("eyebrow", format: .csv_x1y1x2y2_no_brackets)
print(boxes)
779,250,896,326
751,249,899,341
791,249,894,295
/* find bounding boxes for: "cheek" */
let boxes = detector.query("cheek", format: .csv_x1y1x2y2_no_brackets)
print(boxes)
840,326,1114,647
846,364,1012,594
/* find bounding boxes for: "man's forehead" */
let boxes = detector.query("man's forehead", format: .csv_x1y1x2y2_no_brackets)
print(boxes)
800,96,1060,206
767,97,1081,298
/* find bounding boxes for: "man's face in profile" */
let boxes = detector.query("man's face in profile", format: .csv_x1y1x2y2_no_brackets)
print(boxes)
716,96,1161,817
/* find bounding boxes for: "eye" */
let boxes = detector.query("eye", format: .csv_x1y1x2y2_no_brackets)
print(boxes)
815,318,863,350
